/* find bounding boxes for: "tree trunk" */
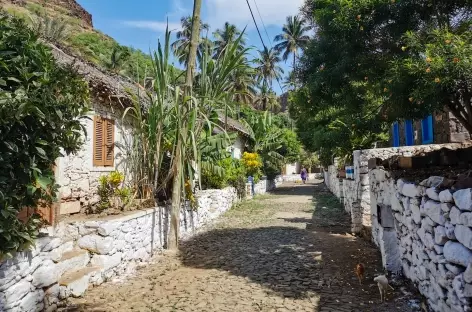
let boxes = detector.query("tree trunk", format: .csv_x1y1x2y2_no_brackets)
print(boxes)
167,0,202,250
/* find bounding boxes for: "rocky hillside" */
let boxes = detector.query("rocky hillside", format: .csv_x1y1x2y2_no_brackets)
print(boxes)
1,0,154,82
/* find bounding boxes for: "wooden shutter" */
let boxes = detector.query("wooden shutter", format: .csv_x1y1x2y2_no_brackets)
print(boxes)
104,118,115,167
93,116,105,166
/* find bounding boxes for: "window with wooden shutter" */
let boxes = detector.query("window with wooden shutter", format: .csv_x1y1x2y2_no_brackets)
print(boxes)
93,116,115,167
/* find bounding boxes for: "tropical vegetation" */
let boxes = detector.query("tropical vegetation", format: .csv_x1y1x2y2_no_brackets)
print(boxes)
0,13,90,258
290,0,472,167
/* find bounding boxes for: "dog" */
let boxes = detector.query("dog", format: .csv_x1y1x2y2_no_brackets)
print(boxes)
373,275,394,302
355,263,365,285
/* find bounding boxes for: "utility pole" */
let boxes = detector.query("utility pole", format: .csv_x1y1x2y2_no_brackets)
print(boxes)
168,0,202,250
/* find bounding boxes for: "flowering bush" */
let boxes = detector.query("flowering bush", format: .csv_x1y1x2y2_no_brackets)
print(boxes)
242,152,262,182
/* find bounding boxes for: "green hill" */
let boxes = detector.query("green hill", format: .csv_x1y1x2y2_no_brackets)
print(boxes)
1,0,154,82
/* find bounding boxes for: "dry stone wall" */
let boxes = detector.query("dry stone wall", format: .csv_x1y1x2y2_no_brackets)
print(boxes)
0,187,238,312
369,170,472,312
325,165,343,201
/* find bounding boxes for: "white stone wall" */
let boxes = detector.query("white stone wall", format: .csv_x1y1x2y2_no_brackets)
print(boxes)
0,187,238,312
253,178,280,196
369,170,472,312
281,173,319,182
325,143,471,235
325,165,343,201
56,102,134,213
285,163,300,175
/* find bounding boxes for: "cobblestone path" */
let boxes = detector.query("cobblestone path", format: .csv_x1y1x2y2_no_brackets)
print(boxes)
62,182,419,312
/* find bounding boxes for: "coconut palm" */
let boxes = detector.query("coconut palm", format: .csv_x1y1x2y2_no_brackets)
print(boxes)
171,16,210,65
274,15,311,68
253,47,284,101
254,85,279,111
231,60,257,105
213,22,246,59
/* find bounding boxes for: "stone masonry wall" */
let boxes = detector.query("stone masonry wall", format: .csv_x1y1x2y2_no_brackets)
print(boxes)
0,187,238,312
325,165,343,201
369,170,472,312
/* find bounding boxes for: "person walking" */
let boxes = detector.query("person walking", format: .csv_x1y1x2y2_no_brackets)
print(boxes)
300,167,308,184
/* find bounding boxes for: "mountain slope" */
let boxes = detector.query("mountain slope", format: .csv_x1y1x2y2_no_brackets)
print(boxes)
1,0,153,82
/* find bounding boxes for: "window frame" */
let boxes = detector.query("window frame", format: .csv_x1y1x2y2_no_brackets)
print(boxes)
93,115,115,167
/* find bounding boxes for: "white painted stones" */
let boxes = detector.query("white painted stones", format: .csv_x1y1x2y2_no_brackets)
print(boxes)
444,241,472,267
78,234,114,255
450,207,462,225
460,212,472,227
90,252,122,271
453,189,472,211
439,189,454,203
426,188,440,201
402,183,423,198
434,226,449,245
454,225,472,250
423,200,446,225
464,264,472,284
32,260,58,288
97,221,120,236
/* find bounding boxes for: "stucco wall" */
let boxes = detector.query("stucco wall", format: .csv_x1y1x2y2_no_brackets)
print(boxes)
231,136,245,160
369,170,472,312
56,102,133,214
0,187,238,311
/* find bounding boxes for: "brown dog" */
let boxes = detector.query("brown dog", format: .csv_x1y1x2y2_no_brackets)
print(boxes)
355,263,365,285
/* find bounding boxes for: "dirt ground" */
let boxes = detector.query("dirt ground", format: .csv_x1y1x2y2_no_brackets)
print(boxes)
60,181,422,312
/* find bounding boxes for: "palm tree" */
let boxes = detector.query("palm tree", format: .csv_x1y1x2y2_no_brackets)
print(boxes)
274,15,311,69
253,47,283,109
232,59,257,105
171,16,210,65
213,22,246,59
254,85,279,111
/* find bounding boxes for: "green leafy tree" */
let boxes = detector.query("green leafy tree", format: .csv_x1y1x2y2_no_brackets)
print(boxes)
277,129,302,163
298,0,472,134
274,15,311,69
0,13,90,258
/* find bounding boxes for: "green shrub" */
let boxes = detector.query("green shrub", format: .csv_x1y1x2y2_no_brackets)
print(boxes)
200,158,247,197
0,13,90,259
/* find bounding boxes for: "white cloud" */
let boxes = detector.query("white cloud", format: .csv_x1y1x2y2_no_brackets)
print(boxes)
204,0,304,29
122,20,181,32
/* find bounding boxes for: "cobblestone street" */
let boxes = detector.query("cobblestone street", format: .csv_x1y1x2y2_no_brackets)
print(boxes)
62,182,419,312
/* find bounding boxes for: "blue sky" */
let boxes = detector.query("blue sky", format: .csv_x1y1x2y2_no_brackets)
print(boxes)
76,0,305,94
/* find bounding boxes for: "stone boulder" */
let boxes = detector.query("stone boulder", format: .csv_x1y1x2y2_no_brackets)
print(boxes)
402,183,423,198
450,207,462,225
78,234,114,255
434,226,449,245
455,225,472,249
426,187,440,201
423,200,446,225
444,241,472,267
453,189,472,211
460,212,472,227
439,189,454,203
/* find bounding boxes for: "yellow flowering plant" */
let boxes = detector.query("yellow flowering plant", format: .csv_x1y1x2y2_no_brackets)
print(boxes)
242,152,262,182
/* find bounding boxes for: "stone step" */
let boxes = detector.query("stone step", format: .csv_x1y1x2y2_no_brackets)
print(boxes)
59,266,102,298
57,249,90,277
